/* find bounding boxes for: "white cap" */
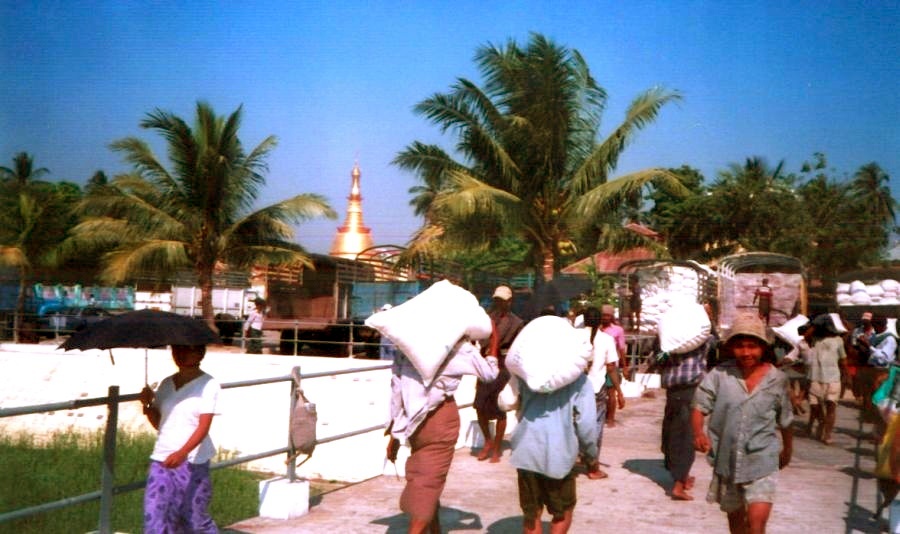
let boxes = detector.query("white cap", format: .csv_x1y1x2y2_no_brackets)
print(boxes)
492,285,513,300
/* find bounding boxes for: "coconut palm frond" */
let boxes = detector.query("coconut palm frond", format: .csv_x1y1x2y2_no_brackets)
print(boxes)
433,170,520,220
100,240,191,283
572,88,682,193
577,168,689,219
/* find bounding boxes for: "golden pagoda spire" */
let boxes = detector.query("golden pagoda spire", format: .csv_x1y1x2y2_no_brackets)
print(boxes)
330,162,374,259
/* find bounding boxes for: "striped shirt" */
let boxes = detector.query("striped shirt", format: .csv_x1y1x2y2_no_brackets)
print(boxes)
659,341,709,389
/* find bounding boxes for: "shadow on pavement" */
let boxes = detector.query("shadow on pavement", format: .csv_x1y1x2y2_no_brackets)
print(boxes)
845,502,884,533
622,458,671,493
485,515,533,532
371,506,482,532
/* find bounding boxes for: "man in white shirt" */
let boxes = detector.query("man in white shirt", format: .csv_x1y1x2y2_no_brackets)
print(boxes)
583,306,625,479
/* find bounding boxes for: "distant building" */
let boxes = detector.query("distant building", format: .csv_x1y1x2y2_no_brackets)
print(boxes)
330,163,374,260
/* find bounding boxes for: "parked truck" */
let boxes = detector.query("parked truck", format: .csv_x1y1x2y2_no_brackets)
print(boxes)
260,253,435,357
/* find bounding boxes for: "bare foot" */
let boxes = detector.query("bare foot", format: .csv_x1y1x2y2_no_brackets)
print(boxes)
586,469,608,480
476,443,493,461
671,489,694,501
685,476,695,491
489,449,502,463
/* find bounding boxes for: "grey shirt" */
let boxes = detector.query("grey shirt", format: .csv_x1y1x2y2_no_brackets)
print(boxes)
808,336,846,383
693,360,793,484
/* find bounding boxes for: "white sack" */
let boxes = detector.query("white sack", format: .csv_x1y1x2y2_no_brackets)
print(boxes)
498,379,520,412
828,313,848,334
506,315,591,393
882,279,900,292
849,280,866,293
658,300,711,354
364,280,489,385
868,284,885,297
772,314,809,347
620,379,645,398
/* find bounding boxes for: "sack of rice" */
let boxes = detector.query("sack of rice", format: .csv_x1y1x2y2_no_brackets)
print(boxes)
868,284,885,297
658,300,711,354
850,292,872,305
849,280,867,293
828,313,848,334
365,280,489,385
506,315,591,393
835,283,850,294
882,279,900,292
772,314,810,347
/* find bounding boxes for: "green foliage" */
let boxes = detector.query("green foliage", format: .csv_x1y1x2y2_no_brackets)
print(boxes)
0,430,264,533
581,261,620,308
0,153,84,340
644,154,896,283
395,33,685,282
65,101,337,323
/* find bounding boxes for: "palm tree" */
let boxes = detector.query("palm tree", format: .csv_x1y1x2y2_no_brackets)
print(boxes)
0,153,73,342
69,102,337,327
851,162,895,233
395,33,686,281
0,152,50,188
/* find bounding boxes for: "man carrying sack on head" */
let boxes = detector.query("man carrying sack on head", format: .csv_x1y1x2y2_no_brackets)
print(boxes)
473,285,523,463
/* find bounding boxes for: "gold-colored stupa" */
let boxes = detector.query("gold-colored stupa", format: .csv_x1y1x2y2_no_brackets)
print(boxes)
329,163,374,259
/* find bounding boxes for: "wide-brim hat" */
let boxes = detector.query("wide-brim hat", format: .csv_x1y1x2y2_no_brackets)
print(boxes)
724,314,770,346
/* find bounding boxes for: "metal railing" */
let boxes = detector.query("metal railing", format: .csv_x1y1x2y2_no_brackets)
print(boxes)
0,362,392,534
0,313,386,359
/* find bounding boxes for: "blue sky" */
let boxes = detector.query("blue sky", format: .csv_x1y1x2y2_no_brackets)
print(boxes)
1,1,898,254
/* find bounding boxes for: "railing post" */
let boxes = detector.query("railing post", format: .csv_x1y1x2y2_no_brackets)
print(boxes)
347,323,354,358
293,321,299,356
287,366,299,482
98,385,119,534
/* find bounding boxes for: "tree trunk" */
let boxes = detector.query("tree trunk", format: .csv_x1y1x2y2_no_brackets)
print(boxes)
541,247,555,282
13,269,26,344
197,266,217,334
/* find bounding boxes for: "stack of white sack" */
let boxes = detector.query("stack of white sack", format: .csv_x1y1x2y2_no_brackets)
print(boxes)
364,279,492,386
505,315,592,394
657,299,711,354
631,266,703,336
836,279,900,306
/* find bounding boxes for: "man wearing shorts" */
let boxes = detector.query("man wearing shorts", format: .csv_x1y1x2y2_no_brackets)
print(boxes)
509,372,597,533
806,315,847,444
692,314,793,534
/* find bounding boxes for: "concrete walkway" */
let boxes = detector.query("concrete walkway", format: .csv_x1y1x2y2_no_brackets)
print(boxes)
229,392,885,534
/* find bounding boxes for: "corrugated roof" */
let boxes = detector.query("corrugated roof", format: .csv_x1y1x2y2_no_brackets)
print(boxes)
560,247,658,275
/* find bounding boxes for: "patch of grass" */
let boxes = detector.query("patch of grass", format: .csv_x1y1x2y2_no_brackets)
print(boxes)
0,430,266,533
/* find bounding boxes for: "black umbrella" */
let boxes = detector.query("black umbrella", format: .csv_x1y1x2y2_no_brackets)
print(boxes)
60,309,221,383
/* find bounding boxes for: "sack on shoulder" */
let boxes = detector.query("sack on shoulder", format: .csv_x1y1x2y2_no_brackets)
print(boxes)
289,369,317,463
